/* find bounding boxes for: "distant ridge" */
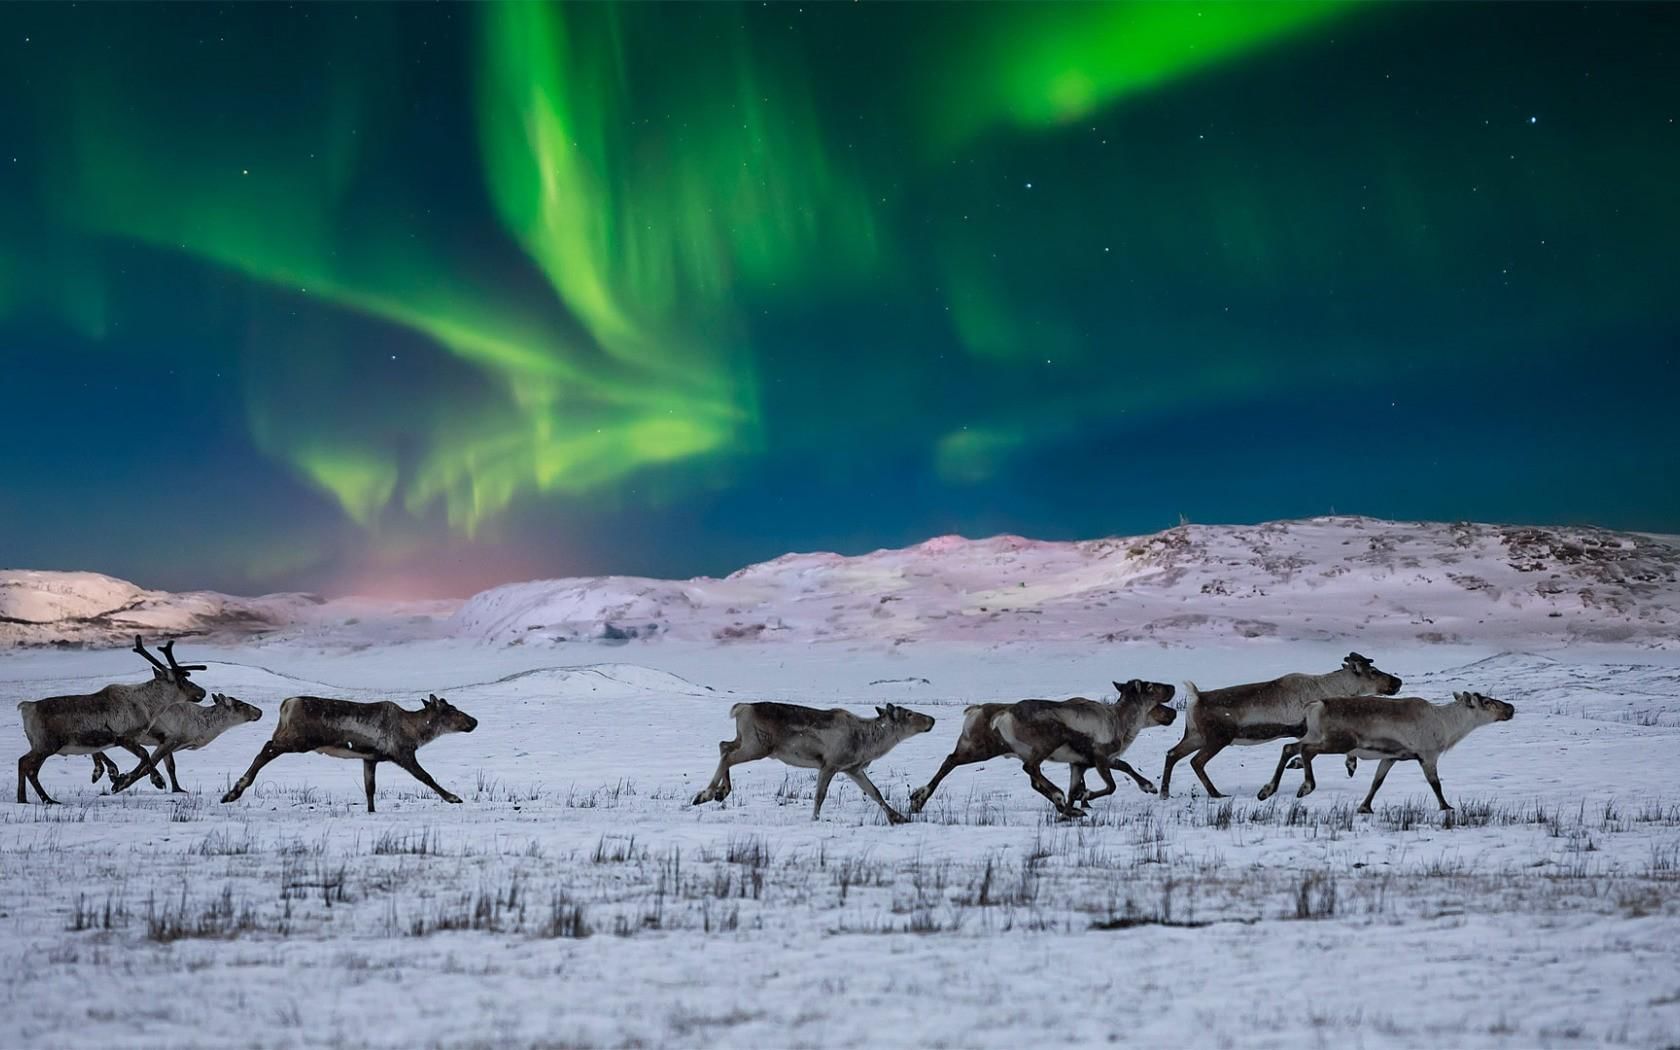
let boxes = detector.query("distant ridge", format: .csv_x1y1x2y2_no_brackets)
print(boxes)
7,518,1678,649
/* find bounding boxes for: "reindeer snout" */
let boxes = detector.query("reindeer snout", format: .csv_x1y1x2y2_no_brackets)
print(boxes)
464,717,479,732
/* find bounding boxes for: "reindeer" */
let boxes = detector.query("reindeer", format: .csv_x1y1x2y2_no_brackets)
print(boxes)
1158,653,1402,799
108,694,263,794
908,680,1175,814
16,636,208,804
991,688,1178,818
691,702,935,824
1257,691,1515,812
220,695,478,813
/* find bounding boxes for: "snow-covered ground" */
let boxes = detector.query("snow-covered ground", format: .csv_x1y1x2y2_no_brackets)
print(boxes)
3,519,1679,1047
3,638,1678,1049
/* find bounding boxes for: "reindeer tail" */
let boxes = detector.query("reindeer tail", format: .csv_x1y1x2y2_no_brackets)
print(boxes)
17,700,43,748
1181,681,1200,714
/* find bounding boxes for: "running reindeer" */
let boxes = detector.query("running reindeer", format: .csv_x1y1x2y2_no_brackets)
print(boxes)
109,693,264,794
1158,653,1403,798
909,680,1175,814
221,694,478,813
991,685,1178,818
1257,691,1515,812
692,702,935,824
16,636,208,804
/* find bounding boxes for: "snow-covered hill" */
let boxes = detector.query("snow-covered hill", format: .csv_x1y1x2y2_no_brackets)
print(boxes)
454,517,1680,649
0,569,453,648
8,517,1679,649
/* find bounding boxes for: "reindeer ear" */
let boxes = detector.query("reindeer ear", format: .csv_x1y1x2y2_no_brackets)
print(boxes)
876,706,888,718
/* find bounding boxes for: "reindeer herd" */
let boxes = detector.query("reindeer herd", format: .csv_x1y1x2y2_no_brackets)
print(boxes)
15,639,1515,819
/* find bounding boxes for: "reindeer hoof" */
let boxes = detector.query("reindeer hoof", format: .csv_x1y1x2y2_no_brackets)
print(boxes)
908,788,930,813
1357,804,1373,815
219,790,240,804
442,793,463,804
1296,783,1315,799
1136,780,1158,795
885,809,909,825
1257,785,1275,801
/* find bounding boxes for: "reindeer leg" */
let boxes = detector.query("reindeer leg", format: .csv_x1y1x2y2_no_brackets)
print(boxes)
1021,752,1075,817
812,766,837,821
17,753,33,804
1082,759,1119,805
1358,758,1396,813
1188,733,1230,798
90,754,109,784
113,742,166,790
112,744,181,794
911,748,982,814
1066,763,1089,807
1257,742,1301,801
1345,755,1359,778
393,753,462,804
692,735,767,806
1111,758,1157,795
221,741,292,804
1420,755,1451,811
363,759,378,814
24,753,57,805
1295,747,1320,799
845,770,908,825
1158,734,1199,799
163,752,185,793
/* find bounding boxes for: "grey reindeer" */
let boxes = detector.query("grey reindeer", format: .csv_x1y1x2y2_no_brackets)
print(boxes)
221,695,478,813
1257,691,1515,812
16,636,208,804
1158,653,1403,798
909,679,1176,815
992,686,1179,818
692,702,935,824
109,693,264,793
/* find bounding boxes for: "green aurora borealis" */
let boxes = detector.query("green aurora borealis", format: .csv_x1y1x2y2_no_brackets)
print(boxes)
1,3,1676,595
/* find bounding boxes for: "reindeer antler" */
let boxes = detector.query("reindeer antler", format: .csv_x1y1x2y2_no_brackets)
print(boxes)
158,639,208,674
133,635,171,673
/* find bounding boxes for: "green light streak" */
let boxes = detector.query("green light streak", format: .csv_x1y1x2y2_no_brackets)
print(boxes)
930,1,1356,146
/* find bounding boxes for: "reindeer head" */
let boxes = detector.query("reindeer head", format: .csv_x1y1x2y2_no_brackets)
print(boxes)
209,693,263,724
1112,679,1176,725
1342,652,1402,695
133,636,208,700
875,703,935,735
422,694,478,734
1454,691,1515,721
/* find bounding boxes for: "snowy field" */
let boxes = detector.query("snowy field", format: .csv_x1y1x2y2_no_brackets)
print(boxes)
4,636,1680,1049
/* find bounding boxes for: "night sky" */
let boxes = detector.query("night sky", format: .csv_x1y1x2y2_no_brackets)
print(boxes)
2,3,1676,597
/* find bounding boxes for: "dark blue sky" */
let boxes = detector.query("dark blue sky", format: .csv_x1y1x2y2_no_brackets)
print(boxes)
1,3,1676,596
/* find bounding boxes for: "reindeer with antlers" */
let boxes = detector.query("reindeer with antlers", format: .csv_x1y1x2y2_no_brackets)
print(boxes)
15,636,209,804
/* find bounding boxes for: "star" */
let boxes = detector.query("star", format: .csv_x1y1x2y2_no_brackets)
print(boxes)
1528,115,1538,125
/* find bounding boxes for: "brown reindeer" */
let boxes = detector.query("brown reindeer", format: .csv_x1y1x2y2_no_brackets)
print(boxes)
691,702,935,824
991,689,1178,817
909,680,1175,814
16,637,207,804
1257,691,1515,812
109,694,263,793
1158,653,1402,798
220,695,478,813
